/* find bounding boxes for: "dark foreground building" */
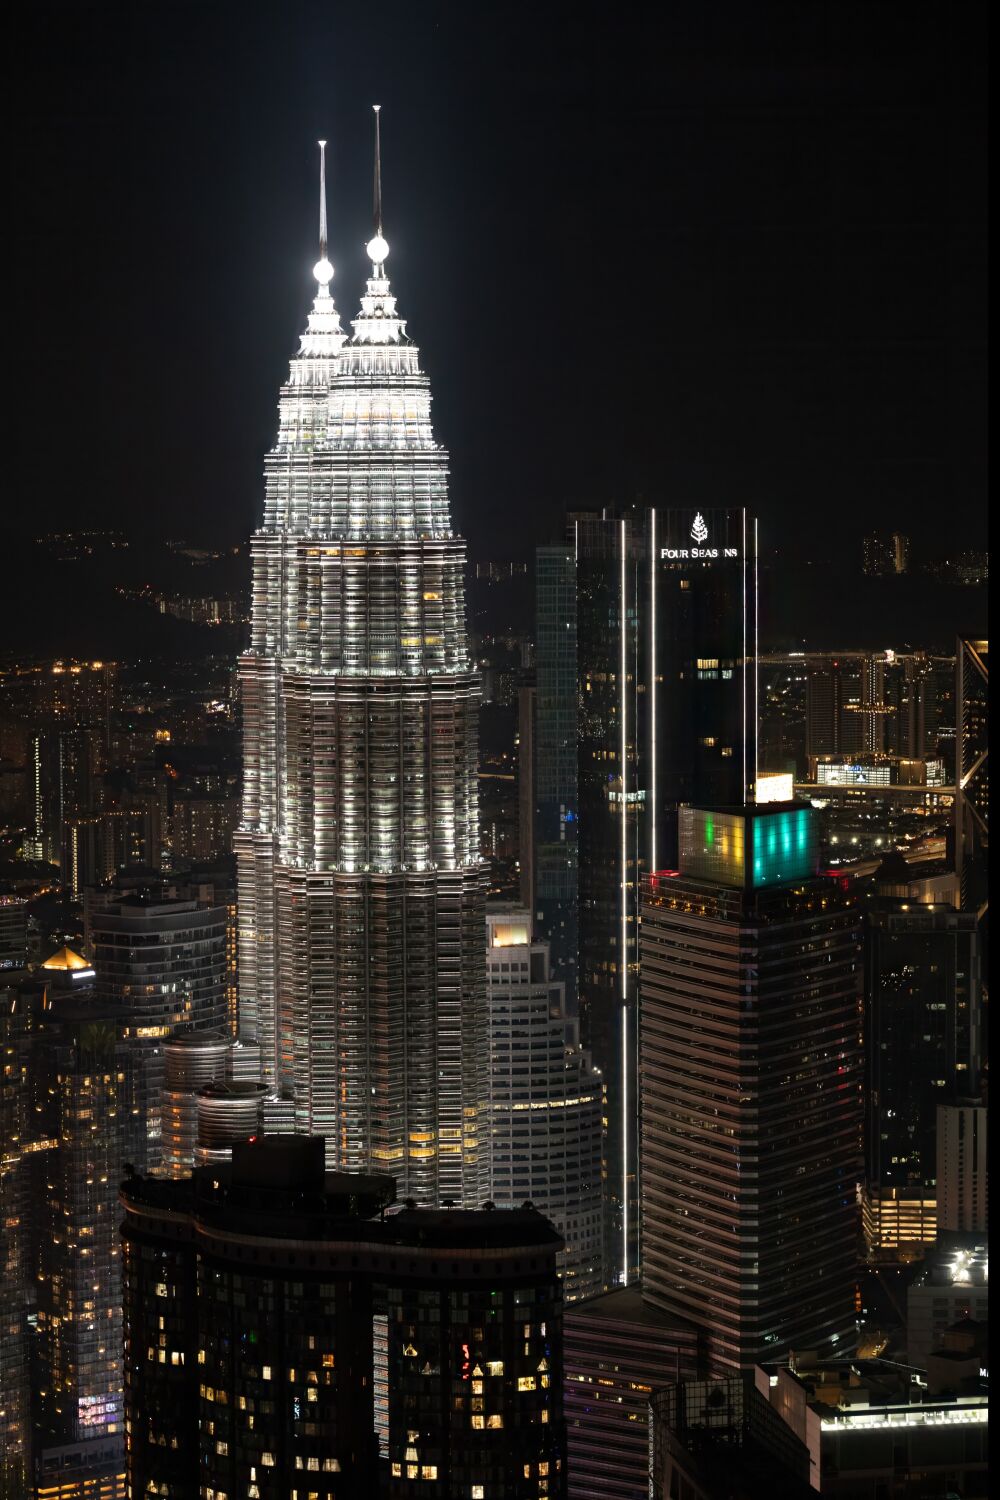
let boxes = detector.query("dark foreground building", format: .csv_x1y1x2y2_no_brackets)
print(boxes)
121,1135,565,1499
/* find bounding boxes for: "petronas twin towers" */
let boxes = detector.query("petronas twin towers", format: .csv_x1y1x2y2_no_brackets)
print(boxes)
236,116,487,1205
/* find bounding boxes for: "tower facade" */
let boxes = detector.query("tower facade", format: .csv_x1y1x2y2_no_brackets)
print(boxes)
570,505,758,1284
640,803,862,1372
236,134,486,1204
864,894,982,1254
484,904,603,1301
531,545,579,1010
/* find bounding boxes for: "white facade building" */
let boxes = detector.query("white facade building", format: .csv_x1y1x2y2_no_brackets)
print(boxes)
485,904,603,1300
236,129,487,1205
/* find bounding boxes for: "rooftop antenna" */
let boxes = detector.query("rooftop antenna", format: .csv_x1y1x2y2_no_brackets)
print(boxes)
367,106,389,266
314,139,334,286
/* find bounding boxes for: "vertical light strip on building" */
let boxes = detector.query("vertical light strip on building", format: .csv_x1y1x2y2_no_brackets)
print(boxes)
620,519,628,1001
650,508,658,873
754,516,760,792
620,518,629,1284
741,508,748,800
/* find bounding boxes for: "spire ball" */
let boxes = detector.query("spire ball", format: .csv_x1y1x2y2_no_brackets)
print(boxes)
313,257,334,285
366,232,389,265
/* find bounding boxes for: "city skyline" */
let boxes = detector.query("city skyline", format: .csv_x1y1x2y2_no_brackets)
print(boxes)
1,10,989,1499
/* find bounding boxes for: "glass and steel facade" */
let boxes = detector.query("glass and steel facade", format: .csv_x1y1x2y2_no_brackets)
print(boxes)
484,905,603,1301
531,546,579,1009
236,214,486,1206
640,806,863,1372
569,506,758,1284
864,899,982,1254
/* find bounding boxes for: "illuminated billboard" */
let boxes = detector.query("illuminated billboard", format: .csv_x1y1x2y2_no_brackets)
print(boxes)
679,804,819,889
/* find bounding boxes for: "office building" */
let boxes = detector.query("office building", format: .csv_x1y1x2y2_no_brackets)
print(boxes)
40,659,118,739
235,131,486,1203
862,534,892,576
86,893,228,1038
802,649,949,762
563,1290,701,1500
83,893,228,1177
0,974,32,1495
113,866,240,1037
27,725,105,867
0,894,28,968
937,1102,988,1235
121,1135,565,1499
517,681,536,913
864,881,982,1255
194,1079,270,1166
640,802,863,1371
650,1361,988,1500
26,969,144,1499
862,531,910,577
570,504,758,1283
530,545,579,1008
168,789,239,863
955,637,988,909
485,904,603,1301
160,1030,233,1176
907,1241,989,1369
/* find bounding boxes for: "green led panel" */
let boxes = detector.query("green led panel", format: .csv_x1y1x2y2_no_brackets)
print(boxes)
751,807,817,888
679,804,819,889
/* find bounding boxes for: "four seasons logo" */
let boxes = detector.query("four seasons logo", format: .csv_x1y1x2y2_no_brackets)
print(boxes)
661,510,739,561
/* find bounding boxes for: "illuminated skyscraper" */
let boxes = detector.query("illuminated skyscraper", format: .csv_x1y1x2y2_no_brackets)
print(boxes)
570,505,758,1283
640,803,862,1372
236,121,486,1203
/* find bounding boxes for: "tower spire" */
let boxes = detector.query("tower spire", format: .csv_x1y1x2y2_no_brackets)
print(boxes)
373,105,383,236
314,139,334,288
366,106,389,267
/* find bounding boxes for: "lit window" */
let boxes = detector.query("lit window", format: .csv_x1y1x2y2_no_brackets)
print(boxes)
518,1376,536,1391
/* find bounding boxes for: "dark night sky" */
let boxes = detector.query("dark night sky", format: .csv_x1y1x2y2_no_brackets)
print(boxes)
8,2,988,565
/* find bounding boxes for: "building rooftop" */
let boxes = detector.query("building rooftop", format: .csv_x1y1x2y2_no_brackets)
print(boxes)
41,945,92,971
565,1285,700,1334
121,1136,564,1254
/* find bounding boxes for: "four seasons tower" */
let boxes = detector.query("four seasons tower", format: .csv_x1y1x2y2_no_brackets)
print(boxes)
236,117,487,1204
